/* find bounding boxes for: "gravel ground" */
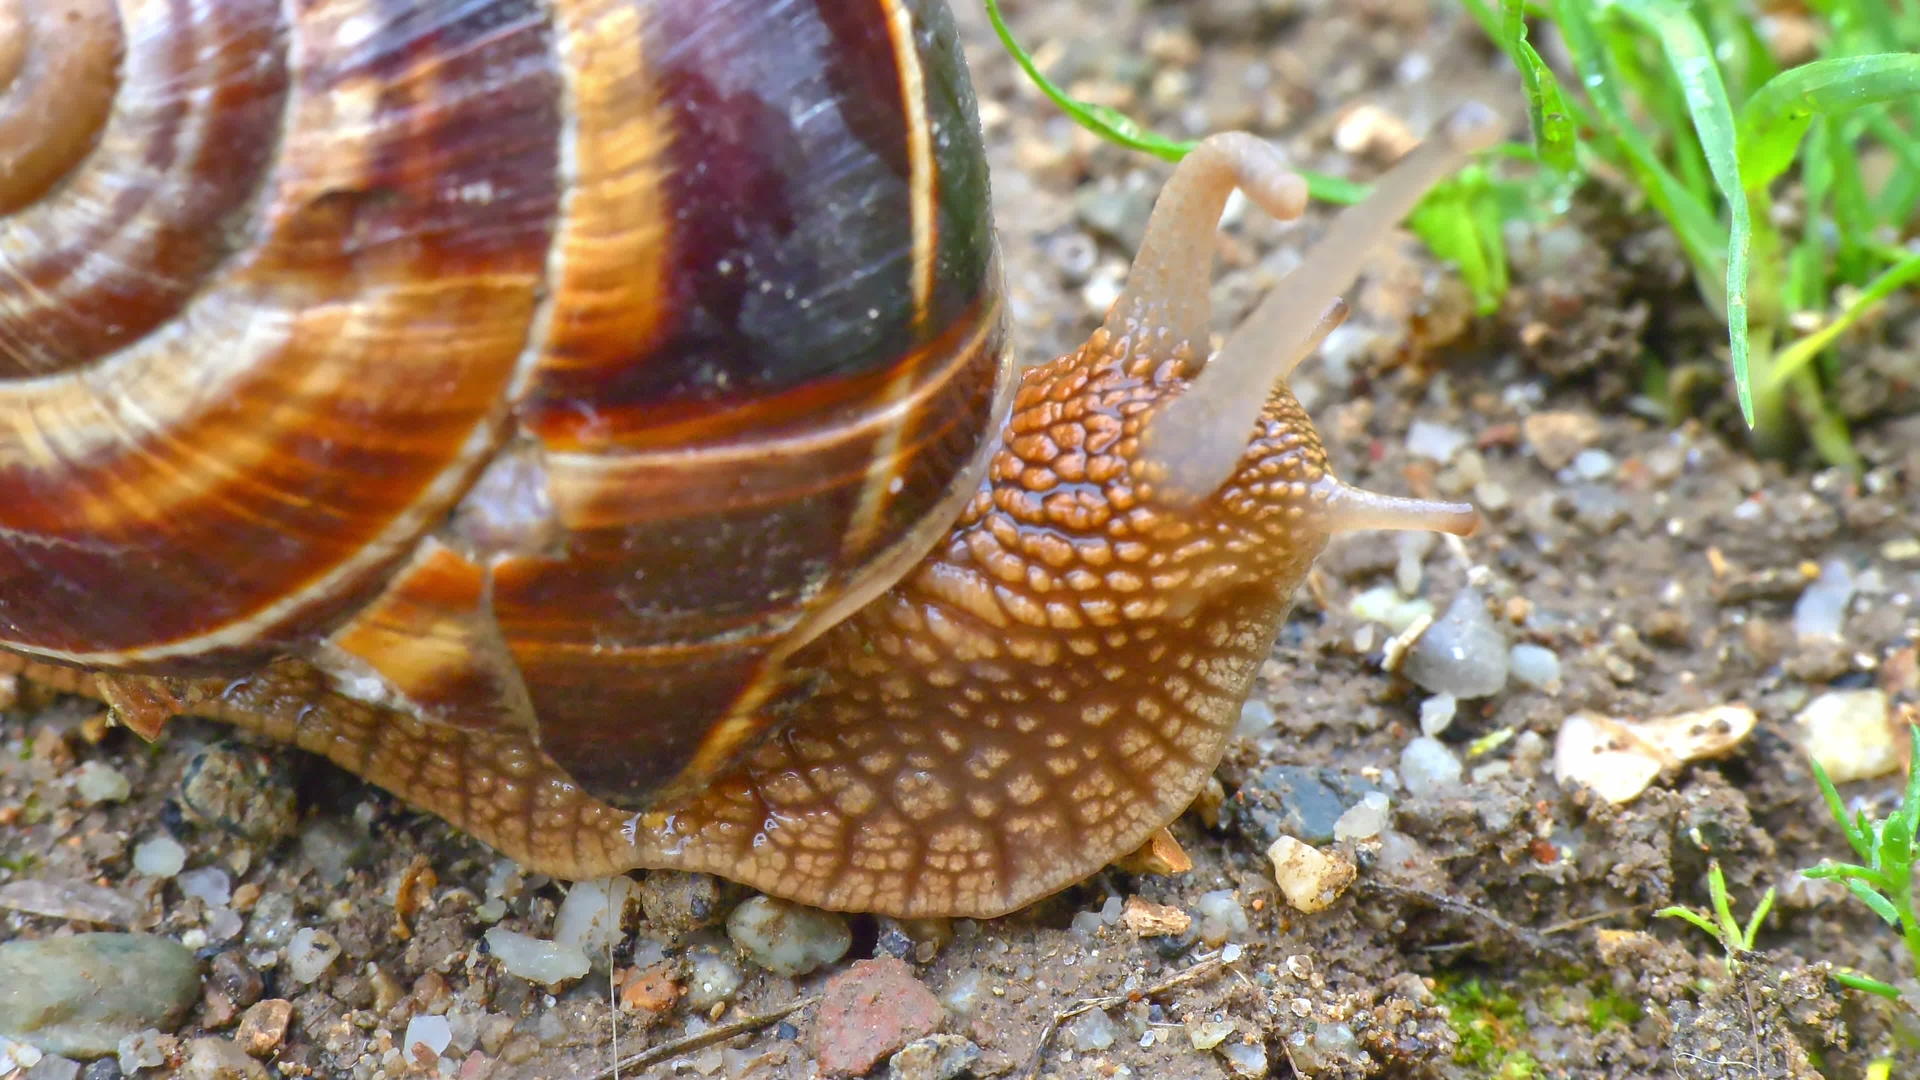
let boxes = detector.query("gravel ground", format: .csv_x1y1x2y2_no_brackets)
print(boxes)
4,1,1919,1078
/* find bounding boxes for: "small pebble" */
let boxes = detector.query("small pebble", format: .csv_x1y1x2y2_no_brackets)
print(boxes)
117,1030,172,1075
1192,890,1249,945
71,762,130,806
684,947,744,1010
552,876,636,972
1418,693,1457,736
132,836,187,879
234,1000,290,1057
1522,411,1601,469
1508,644,1561,689
1405,420,1469,463
404,1015,453,1060
1571,448,1615,480
178,1037,265,1080
1332,792,1391,842
1235,698,1276,738
1119,897,1191,937
1400,737,1464,798
1217,1039,1269,1078
179,743,300,844
1188,1019,1234,1050
1064,1010,1118,1052
177,867,232,908
727,896,851,977
1266,837,1357,913
285,928,341,984
1797,689,1897,783
813,958,943,1077
1793,559,1855,639
0,880,138,927
887,1034,979,1080
1404,590,1508,699
26,1055,80,1080
0,935,200,1057
482,928,588,986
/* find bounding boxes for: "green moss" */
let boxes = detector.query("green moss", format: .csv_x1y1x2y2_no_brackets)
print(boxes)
1436,977,1542,1077
1587,987,1643,1033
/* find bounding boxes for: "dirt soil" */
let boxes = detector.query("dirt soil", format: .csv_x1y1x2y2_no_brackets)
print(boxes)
5,1,1920,1078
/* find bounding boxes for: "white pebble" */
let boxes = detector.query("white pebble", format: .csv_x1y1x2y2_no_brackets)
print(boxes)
1418,694,1457,736
1064,1009,1117,1051
1793,559,1855,639
72,762,131,805
1069,910,1106,938
1188,1019,1235,1050
552,876,636,972
726,896,850,977
684,947,744,1010
1266,837,1357,913
132,836,187,878
1797,690,1897,783
1100,894,1124,924
403,1015,452,1060
286,928,342,984
116,1030,168,1074
1406,420,1469,463
1572,448,1615,479
177,867,232,907
1235,698,1276,738
1508,644,1561,689
1193,890,1249,945
1218,1039,1269,1078
483,927,589,985
1400,737,1464,798
1404,590,1508,699
1333,792,1392,842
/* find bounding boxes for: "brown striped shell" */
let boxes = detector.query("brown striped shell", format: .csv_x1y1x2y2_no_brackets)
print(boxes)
0,0,1010,812
1,0,1498,916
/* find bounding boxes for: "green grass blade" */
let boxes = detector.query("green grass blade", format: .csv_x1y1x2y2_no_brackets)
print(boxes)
1498,0,1580,171
1766,249,1920,390
1551,0,1726,278
981,0,1195,163
1847,880,1903,926
1607,0,1756,425
1742,887,1776,950
1654,905,1722,939
1832,968,1903,999
1811,755,1873,860
1738,53,1920,191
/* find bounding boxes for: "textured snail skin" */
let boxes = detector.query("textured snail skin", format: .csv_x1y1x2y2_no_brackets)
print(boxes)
1,330,1340,916
1,0,1486,917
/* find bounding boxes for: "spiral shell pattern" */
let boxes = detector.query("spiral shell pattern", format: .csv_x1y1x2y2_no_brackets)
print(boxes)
0,0,1007,809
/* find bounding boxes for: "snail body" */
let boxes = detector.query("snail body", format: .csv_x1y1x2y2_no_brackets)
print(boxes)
1,0,1492,916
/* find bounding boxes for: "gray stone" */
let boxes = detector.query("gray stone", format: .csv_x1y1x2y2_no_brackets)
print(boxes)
0,934,200,1057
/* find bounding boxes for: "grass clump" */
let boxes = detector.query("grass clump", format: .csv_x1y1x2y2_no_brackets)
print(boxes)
1466,0,1920,468
1655,860,1776,973
1802,727,1920,1000
986,0,1920,467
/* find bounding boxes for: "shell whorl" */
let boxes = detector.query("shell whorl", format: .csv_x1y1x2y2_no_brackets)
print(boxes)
0,0,557,665
0,0,1009,811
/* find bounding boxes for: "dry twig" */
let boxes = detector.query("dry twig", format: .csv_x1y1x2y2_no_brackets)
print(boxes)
1017,947,1240,1080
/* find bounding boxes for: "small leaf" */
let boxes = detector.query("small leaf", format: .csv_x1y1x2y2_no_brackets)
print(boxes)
1847,880,1903,927
1742,887,1777,950
1832,968,1904,999
1738,53,1920,192
1654,906,1722,940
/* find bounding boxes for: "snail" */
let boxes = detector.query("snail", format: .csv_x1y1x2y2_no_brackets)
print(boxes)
0,0,1497,918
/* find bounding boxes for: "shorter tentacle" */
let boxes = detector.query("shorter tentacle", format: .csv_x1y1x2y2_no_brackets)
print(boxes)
1101,132,1309,353
1140,103,1505,503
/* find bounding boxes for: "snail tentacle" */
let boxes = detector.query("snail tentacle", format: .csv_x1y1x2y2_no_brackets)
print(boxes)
1140,102,1505,504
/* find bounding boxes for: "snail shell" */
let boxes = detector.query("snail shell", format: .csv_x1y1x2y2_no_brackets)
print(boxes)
0,0,1495,916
